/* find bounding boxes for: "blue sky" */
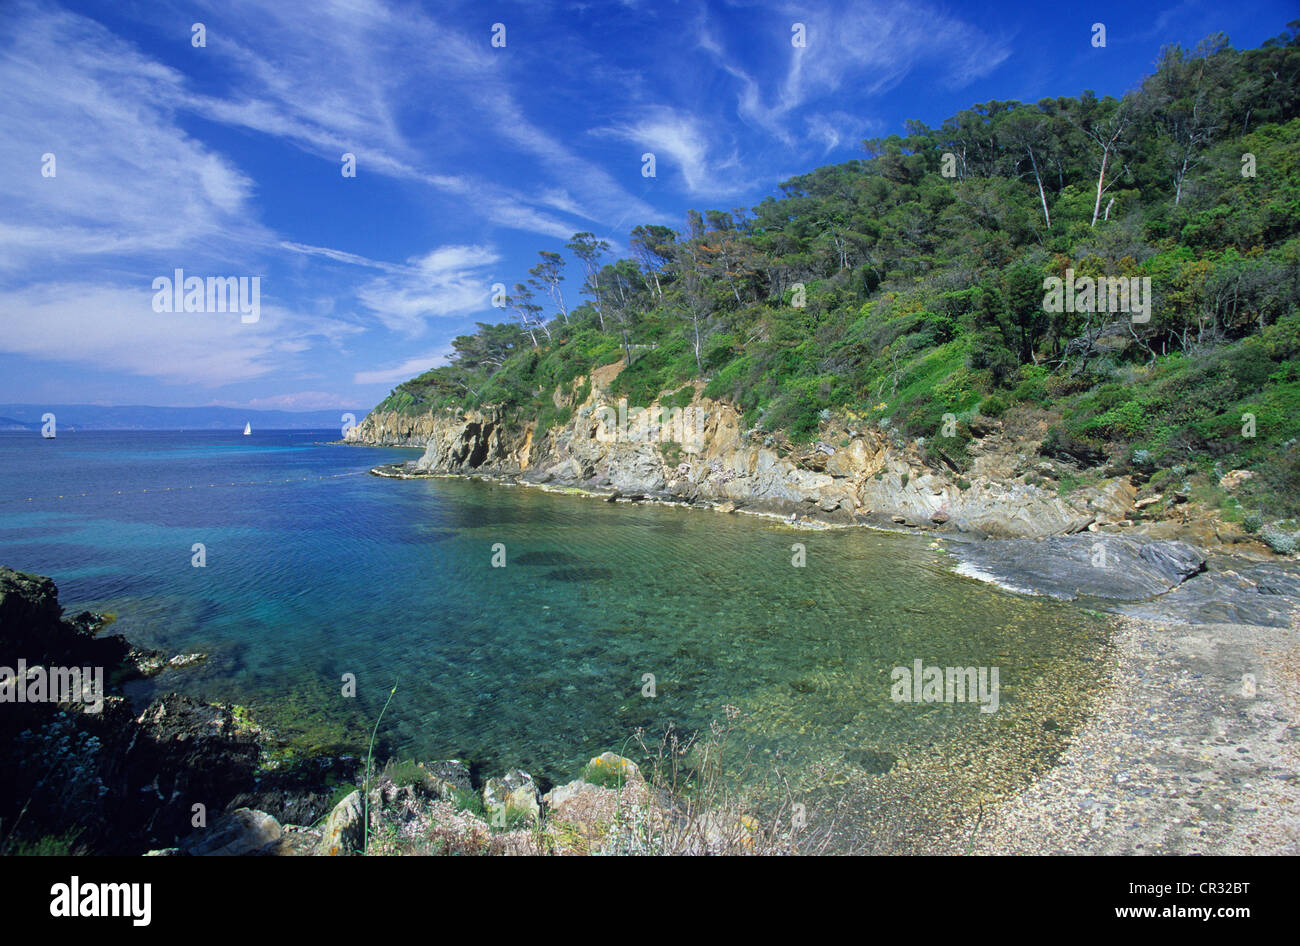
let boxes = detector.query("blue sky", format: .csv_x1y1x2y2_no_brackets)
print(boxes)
1,0,1294,412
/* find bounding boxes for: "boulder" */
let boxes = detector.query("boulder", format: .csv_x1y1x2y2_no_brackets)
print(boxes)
316,790,364,856
581,752,641,785
482,769,540,826
181,808,283,856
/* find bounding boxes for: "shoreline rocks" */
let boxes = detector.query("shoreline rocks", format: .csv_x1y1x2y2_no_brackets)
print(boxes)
946,534,1207,601
347,367,1111,540
346,365,1296,564
0,566,354,855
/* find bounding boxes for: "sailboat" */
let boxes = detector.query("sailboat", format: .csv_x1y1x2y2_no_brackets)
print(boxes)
243,422,252,436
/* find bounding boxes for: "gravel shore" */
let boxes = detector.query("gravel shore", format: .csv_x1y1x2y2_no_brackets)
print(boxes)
960,612,1300,855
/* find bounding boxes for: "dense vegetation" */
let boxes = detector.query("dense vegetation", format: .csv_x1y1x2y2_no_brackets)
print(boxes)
374,27,1300,520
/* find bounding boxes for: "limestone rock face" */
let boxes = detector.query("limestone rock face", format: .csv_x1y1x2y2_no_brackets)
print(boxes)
354,368,1123,538
344,360,1239,540
344,410,447,446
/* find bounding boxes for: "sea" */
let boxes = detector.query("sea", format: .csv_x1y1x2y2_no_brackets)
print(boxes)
0,428,1112,842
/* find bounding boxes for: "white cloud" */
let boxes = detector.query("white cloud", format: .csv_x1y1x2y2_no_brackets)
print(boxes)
596,107,749,197
354,245,501,334
176,0,654,237
699,0,1010,140
0,3,267,270
0,282,356,387
354,347,455,386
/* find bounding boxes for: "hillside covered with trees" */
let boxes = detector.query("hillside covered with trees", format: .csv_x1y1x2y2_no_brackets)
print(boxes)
369,26,1300,529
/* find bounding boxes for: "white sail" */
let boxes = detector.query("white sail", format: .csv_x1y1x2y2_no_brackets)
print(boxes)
243,422,252,436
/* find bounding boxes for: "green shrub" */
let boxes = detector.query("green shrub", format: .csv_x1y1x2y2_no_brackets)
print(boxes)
1261,528,1298,555
534,404,572,439
666,385,696,410
580,760,629,789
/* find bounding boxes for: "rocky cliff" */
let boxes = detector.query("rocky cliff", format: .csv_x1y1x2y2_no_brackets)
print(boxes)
345,409,447,447
359,362,1143,539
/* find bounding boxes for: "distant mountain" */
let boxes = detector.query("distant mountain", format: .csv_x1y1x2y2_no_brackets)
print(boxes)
0,416,42,431
0,404,363,431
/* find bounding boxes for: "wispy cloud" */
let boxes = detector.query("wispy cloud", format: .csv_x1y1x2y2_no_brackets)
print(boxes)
354,245,501,335
698,0,1010,141
354,347,455,386
595,107,750,197
0,282,357,387
0,2,267,271
175,0,654,238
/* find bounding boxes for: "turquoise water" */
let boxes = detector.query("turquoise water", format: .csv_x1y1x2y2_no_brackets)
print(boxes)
0,429,1110,830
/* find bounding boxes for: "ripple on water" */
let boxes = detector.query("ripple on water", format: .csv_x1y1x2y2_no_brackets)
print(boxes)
0,434,1114,845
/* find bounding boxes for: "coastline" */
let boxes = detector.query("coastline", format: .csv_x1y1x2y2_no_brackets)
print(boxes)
362,459,1300,628
4,441,1295,854
351,458,1300,855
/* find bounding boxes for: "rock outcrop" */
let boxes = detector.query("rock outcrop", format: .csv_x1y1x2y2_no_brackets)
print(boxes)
344,409,447,447
947,534,1207,600
0,567,351,855
316,790,364,856
482,769,541,826
361,365,1128,538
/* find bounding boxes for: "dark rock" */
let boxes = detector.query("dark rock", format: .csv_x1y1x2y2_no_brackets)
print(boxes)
847,749,897,774
1116,559,1300,627
0,566,135,672
1252,565,1300,597
426,759,472,796
949,534,1206,601
0,568,358,854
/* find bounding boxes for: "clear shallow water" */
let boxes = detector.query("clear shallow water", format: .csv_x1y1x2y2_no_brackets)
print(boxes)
0,430,1111,820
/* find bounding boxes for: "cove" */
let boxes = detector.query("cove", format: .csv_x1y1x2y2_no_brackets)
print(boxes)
0,431,1113,850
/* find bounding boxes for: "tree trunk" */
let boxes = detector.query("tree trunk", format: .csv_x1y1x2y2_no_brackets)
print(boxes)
1028,148,1051,229
1091,147,1111,227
